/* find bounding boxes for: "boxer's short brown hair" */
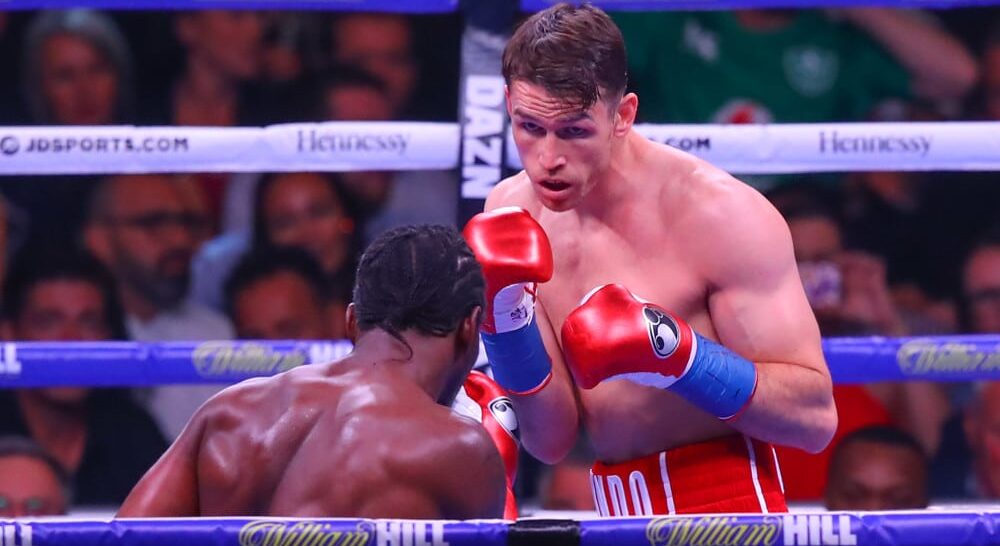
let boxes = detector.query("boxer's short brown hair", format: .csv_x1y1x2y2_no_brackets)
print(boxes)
502,3,628,110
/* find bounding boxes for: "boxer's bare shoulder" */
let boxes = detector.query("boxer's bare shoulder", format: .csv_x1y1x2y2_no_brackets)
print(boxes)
643,141,794,274
486,171,543,215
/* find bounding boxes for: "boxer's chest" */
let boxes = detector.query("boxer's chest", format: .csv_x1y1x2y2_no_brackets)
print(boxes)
539,218,717,341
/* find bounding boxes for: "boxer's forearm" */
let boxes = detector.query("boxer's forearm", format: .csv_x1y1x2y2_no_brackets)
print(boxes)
725,362,837,454
510,371,579,464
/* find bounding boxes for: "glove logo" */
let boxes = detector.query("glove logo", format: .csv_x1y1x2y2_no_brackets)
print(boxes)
509,305,528,321
643,306,679,359
488,397,520,442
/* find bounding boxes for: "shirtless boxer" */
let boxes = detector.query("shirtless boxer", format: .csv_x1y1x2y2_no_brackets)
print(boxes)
118,225,511,519
465,3,837,516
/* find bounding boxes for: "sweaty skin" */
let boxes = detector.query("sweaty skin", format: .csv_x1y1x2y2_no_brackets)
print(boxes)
488,81,836,465
118,334,505,518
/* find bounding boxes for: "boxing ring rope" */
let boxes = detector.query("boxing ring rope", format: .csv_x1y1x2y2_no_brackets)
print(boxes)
0,336,994,387
0,512,998,546
0,122,998,176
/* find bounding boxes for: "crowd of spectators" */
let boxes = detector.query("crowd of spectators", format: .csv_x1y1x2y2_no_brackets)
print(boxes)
0,5,997,515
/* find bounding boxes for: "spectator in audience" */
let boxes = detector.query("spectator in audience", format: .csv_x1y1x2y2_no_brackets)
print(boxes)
962,382,1000,498
931,229,1000,498
840,127,1000,319
253,172,360,304
769,185,949,501
318,66,394,222
0,195,29,303
0,250,167,506
162,11,265,126
3,10,134,250
150,11,273,227
260,14,302,85
614,8,977,125
961,227,1000,334
329,13,417,117
84,174,233,440
824,426,929,510
0,436,70,517
254,13,324,124
0,12,17,123
317,66,458,243
21,9,132,126
224,245,342,340
190,170,362,314
980,25,1000,121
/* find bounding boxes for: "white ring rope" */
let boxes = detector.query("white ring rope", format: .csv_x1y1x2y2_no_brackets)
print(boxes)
0,121,997,176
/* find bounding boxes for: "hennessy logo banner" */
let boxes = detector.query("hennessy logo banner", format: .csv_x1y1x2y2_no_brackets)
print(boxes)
270,122,457,172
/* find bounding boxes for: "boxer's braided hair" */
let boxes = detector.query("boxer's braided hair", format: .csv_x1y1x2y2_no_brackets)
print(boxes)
353,225,485,351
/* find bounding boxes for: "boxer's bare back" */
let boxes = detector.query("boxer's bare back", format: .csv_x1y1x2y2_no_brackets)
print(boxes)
119,351,504,518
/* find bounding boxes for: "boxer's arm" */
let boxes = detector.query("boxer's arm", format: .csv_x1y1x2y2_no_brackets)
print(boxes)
508,300,580,464
482,178,580,465
702,190,836,453
118,417,205,517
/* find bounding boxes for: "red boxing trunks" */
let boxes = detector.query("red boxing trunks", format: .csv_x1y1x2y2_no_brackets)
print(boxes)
590,435,786,516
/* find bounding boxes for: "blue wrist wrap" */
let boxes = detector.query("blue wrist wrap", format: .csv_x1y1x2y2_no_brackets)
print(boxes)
481,316,552,394
671,333,758,419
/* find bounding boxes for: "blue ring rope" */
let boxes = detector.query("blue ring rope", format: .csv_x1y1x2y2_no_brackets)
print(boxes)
0,335,994,387
2,512,999,546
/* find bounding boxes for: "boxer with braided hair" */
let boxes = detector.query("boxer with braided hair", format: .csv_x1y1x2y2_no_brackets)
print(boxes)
120,225,515,519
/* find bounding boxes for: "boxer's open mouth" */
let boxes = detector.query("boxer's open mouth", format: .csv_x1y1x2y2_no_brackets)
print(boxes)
540,180,570,192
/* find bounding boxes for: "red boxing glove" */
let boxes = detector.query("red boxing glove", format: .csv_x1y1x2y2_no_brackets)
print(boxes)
561,284,695,390
459,370,520,519
463,207,553,334
560,284,758,420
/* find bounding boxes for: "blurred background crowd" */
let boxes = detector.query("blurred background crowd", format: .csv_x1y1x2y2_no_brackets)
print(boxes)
0,5,997,517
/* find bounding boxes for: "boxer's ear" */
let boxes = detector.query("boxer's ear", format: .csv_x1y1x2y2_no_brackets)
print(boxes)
613,93,638,137
454,306,482,364
345,303,358,342
458,306,482,348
